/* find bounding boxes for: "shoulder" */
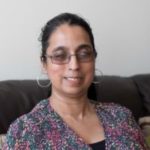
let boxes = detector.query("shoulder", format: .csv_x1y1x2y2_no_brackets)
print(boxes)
9,99,49,130
94,101,131,113
15,99,49,124
95,102,149,149
95,101,133,121
101,102,131,113
4,99,50,148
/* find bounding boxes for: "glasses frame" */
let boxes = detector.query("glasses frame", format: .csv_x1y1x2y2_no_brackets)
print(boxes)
45,51,95,65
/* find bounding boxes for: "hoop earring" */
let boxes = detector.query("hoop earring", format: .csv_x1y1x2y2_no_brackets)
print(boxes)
93,68,103,84
36,73,51,88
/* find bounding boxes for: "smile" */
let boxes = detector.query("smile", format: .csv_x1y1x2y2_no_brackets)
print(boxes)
64,77,82,80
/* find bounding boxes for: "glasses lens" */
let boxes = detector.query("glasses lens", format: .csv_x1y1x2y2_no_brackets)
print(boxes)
48,51,94,64
77,51,94,62
51,53,68,64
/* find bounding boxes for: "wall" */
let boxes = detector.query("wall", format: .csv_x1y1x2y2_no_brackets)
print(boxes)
0,0,149,80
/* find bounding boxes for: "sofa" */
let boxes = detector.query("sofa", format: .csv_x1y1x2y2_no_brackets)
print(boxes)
0,74,150,147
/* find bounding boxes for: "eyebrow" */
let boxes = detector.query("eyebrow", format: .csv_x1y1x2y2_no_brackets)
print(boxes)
52,46,67,53
77,44,93,51
51,44,93,53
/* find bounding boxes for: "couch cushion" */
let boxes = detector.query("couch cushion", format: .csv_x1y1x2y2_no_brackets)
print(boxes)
132,74,150,116
0,76,145,134
0,134,6,149
0,80,50,134
139,116,150,148
94,75,143,121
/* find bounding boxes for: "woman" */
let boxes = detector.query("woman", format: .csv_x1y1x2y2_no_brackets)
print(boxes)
3,13,148,150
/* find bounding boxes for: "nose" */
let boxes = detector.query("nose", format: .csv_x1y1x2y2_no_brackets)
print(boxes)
68,55,80,70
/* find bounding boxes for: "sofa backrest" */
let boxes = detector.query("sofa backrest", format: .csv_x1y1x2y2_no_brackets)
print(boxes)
0,75,149,134
0,80,50,134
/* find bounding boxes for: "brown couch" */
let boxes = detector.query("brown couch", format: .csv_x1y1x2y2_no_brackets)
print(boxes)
0,74,150,134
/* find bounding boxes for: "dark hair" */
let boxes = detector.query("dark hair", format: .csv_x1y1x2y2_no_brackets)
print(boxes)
39,12,97,62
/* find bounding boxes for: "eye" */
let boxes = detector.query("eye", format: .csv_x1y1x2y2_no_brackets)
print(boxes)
52,51,68,61
77,50,91,59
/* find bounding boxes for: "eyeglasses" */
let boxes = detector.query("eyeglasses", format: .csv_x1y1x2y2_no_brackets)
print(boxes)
45,51,95,65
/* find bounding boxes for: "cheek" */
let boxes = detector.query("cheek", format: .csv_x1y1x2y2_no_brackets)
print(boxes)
46,64,64,80
84,63,95,81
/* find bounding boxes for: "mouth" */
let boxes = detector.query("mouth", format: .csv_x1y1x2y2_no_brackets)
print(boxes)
64,76,82,81
64,75,84,84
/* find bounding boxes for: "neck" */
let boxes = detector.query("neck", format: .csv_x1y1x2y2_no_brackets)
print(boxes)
49,92,92,119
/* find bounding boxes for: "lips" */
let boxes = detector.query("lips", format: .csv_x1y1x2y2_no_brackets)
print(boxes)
64,76,83,85
64,76,82,80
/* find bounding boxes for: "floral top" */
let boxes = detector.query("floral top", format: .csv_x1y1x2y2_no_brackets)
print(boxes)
3,99,148,150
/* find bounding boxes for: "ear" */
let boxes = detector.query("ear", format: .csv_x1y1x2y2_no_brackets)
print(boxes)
41,62,48,74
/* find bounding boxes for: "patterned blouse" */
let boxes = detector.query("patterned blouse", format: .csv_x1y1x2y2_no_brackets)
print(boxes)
3,99,148,150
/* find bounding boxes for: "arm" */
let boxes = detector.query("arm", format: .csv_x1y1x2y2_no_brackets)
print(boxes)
121,106,149,150
2,118,30,150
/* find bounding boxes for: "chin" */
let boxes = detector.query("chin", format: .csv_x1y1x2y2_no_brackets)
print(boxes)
63,87,87,97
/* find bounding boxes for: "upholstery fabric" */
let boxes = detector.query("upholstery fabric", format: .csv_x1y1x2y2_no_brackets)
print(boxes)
0,75,150,134
0,134,6,149
132,74,150,115
0,80,50,133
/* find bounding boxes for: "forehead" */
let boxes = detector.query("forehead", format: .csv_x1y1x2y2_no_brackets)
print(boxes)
47,24,92,51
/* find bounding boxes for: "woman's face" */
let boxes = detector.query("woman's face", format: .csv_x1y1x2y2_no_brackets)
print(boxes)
43,24,95,97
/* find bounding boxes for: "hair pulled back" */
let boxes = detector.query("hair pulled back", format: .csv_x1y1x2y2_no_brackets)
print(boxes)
39,12,97,63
